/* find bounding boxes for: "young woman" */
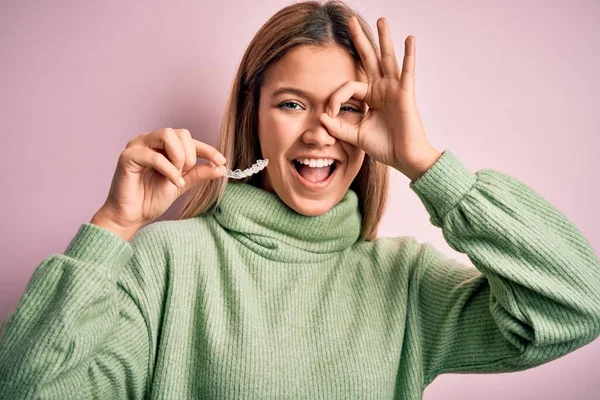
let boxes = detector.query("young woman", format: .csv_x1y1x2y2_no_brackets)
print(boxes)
1,1,599,399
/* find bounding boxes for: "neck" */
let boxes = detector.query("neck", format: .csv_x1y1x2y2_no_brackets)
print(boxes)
212,182,362,263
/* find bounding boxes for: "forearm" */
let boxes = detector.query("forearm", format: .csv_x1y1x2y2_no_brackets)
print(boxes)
410,150,600,382
0,224,143,397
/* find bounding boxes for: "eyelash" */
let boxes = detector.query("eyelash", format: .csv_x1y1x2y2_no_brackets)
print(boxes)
278,101,361,113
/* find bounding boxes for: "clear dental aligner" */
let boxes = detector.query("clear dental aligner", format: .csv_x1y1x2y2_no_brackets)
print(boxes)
211,159,269,179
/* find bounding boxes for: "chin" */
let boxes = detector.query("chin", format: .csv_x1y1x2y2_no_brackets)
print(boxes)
276,180,348,216
286,194,338,216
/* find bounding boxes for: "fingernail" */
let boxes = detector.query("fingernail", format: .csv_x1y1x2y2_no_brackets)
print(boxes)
178,177,186,187
216,154,226,164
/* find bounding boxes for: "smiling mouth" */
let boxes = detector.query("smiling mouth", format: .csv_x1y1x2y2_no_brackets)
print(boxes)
291,160,340,184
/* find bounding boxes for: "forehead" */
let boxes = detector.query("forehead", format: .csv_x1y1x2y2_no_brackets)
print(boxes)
262,45,366,95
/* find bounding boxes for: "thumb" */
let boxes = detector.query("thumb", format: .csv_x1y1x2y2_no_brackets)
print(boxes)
180,162,222,191
320,112,360,147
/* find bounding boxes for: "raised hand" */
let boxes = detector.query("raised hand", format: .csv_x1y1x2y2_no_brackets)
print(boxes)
320,16,442,181
91,128,226,241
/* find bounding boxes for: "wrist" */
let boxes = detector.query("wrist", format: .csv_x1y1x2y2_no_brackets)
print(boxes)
396,148,443,182
90,209,141,242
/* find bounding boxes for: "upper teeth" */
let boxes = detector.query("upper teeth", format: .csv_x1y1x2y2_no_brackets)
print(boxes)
296,158,335,168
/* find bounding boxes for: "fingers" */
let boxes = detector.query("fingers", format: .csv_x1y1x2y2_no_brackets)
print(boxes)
322,80,368,146
377,17,401,79
140,127,226,167
177,135,228,189
174,129,197,175
350,15,414,94
348,16,383,81
327,80,369,118
319,112,360,147
126,127,227,188
144,128,187,171
400,35,416,94
122,147,185,188
178,163,223,190
193,138,227,166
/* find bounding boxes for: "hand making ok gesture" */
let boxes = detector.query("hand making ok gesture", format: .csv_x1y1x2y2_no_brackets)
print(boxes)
320,16,442,182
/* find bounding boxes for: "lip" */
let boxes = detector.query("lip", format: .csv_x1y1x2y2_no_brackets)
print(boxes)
290,160,340,191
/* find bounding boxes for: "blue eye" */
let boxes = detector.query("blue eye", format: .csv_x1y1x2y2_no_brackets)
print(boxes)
278,101,303,110
278,101,361,112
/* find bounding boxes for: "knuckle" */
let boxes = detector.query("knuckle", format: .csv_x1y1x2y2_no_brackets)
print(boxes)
119,148,135,164
177,129,191,139
172,159,185,170
173,155,186,168
160,128,175,139
151,152,164,164
119,149,129,162
125,133,145,148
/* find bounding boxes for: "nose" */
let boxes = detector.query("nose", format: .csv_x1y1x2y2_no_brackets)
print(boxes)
301,118,336,147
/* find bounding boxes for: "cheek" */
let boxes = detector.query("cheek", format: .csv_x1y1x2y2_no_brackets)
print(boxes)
259,113,298,157
350,154,366,179
343,144,366,171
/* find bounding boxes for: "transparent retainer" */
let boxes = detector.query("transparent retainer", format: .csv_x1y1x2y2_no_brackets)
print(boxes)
210,159,269,179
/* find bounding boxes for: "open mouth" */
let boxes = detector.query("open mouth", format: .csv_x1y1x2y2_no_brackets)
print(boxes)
291,160,340,188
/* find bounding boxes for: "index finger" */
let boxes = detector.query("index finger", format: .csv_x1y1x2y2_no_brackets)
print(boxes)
193,139,227,166
377,17,401,79
348,16,383,81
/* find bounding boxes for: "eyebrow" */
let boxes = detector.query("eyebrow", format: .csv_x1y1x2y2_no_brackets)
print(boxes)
271,87,316,102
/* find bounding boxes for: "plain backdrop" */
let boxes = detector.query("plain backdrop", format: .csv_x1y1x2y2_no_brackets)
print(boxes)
1,0,598,398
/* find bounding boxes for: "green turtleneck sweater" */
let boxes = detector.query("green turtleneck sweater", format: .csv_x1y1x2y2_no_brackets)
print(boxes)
1,150,599,399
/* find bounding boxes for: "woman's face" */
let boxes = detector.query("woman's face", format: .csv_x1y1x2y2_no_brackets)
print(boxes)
257,44,367,216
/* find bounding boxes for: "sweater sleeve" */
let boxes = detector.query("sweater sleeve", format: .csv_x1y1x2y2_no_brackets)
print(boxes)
407,150,600,387
0,222,163,399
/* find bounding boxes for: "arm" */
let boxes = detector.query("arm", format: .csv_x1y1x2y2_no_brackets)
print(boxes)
407,150,600,386
0,223,164,399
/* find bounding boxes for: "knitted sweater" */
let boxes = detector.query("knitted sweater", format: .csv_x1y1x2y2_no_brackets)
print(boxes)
1,150,599,400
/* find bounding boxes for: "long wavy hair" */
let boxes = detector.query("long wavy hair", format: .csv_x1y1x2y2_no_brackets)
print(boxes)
177,0,389,241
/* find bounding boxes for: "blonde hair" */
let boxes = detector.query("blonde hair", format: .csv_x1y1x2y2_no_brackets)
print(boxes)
178,0,389,241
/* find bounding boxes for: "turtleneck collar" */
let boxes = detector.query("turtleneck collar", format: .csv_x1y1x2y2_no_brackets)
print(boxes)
211,182,362,262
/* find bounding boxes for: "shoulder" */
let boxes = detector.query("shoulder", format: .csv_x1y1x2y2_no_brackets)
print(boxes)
348,235,425,275
130,215,219,272
353,235,462,275
119,216,216,297
132,215,215,250
353,235,421,257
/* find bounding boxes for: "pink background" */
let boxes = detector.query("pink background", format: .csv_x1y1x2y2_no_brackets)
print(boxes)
1,0,598,398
